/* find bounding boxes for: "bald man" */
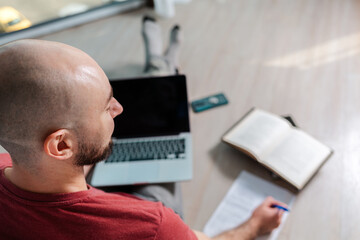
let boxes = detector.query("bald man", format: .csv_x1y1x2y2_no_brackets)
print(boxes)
0,39,286,240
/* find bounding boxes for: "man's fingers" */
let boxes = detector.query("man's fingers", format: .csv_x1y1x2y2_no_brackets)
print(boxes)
264,196,288,209
277,209,284,217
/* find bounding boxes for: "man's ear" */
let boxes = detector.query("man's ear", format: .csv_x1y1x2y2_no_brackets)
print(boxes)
44,129,74,160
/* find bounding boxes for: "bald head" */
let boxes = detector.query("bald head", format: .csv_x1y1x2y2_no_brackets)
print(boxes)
0,39,110,165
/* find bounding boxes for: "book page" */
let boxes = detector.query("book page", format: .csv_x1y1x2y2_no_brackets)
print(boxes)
263,129,331,189
223,109,291,158
203,171,295,239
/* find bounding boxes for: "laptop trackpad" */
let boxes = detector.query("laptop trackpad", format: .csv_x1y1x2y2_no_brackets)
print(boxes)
128,162,159,183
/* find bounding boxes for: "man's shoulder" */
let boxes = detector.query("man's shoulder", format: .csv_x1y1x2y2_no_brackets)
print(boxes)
84,189,194,238
86,188,167,220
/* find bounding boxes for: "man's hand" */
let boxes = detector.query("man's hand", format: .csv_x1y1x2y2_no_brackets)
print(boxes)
249,196,287,236
193,196,288,240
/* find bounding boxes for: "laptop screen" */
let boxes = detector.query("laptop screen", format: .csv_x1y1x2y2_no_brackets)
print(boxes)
110,75,190,138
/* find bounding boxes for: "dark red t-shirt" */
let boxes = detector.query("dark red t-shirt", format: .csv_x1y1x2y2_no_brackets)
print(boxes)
0,153,197,240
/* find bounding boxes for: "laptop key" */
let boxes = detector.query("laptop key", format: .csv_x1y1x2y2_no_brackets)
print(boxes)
167,154,176,159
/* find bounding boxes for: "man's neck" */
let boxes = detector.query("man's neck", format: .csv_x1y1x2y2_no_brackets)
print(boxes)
4,163,88,194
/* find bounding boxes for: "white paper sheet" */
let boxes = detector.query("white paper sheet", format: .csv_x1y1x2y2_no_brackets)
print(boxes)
203,171,295,239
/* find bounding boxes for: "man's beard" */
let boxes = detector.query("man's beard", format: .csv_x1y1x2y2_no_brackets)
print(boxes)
75,139,113,166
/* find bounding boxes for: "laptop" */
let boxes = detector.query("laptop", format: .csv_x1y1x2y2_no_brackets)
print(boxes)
90,75,192,187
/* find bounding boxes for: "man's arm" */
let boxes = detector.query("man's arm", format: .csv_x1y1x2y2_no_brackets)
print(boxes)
192,197,286,240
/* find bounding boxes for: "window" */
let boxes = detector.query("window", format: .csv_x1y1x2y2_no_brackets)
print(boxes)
0,0,146,44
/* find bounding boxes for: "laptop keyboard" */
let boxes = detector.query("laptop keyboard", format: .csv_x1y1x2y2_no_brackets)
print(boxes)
105,138,186,163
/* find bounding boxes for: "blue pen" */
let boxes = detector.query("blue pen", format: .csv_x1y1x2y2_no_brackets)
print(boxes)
271,204,290,212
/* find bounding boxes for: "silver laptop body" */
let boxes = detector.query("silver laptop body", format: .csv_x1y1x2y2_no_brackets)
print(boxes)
90,75,192,187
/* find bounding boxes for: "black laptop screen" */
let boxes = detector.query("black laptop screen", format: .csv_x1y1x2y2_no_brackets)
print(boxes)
110,75,190,138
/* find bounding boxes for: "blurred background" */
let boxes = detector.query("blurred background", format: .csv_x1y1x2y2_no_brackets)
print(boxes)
0,0,131,33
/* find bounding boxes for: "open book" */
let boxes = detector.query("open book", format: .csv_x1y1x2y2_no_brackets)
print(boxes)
222,108,333,190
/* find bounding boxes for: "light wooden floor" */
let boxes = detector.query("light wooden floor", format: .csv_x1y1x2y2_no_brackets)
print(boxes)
3,0,360,239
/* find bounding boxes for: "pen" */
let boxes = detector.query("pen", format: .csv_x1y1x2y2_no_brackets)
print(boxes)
271,204,290,212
